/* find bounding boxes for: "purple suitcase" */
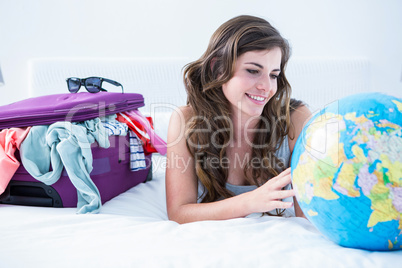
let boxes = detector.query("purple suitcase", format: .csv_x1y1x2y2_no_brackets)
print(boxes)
0,92,152,208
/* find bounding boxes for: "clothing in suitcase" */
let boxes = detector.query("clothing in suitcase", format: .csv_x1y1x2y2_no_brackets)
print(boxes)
0,92,164,213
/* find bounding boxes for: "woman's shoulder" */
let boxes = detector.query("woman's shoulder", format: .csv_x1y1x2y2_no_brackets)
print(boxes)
170,105,195,124
167,105,195,140
167,105,197,156
179,105,195,118
289,104,312,125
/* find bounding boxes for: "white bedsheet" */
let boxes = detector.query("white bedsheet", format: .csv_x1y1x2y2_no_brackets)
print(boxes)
0,155,400,268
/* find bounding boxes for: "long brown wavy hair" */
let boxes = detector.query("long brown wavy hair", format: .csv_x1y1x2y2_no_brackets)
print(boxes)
183,15,297,205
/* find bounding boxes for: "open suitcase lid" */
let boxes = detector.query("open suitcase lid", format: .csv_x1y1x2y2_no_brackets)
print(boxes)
0,92,144,129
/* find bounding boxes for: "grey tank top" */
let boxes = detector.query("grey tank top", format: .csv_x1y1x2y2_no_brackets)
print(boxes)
198,137,291,199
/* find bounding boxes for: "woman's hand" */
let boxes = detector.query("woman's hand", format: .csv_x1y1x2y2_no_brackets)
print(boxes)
243,168,295,214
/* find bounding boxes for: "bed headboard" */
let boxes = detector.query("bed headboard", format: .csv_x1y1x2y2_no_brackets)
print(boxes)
29,58,190,114
29,57,371,111
29,57,371,140
287,57,371,111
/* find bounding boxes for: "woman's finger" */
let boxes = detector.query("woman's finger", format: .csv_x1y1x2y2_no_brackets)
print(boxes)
276,167,291,177
268,172,292,189
269,200,294,209
270,189,295,200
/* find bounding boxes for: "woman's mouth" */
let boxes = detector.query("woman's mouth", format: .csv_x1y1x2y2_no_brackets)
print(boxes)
246,93,267,103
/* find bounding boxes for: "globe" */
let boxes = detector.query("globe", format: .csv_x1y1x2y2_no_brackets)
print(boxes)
291,92,402,251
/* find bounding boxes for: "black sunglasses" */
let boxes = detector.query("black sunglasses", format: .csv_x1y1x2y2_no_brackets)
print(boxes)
66,77,124,93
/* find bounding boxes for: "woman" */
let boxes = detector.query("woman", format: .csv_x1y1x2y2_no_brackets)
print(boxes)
166,15,311,223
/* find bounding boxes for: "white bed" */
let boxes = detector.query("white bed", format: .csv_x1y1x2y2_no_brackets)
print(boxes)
0,58,400,267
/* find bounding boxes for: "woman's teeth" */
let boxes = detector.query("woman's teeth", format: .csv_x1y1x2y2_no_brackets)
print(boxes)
247,94,265,101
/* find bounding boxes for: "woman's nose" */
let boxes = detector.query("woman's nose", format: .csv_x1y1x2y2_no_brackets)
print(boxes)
256,75,273,92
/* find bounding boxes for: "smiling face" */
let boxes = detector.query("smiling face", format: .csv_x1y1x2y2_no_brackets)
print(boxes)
222,48,282,122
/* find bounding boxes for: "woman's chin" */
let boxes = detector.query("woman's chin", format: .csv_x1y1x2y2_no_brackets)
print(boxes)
242,109,265,119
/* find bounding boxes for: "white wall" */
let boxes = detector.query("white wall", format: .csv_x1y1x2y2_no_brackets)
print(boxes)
0,0,401,105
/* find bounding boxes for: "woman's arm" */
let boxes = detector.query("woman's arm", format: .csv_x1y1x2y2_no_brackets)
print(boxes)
165,106,248,223
165,107,294,223
288,104,313,218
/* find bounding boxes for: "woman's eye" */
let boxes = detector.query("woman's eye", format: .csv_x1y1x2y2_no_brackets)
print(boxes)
247,69,259,74
270,74,279,79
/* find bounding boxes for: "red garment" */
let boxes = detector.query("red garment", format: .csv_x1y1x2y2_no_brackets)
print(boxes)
116,113,158,155
0,127,31,194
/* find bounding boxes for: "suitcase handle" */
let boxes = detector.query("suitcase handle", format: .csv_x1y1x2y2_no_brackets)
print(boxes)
0,181,63,208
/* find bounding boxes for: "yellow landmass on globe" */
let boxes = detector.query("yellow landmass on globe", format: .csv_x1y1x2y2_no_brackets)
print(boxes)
370,174,389,195
335,162,360,197
292,154,315,204
378,154,402,185
293,112,343,203
307,210,318,216
359,134,369,143
344,112,369,124
366,170,401,228
292,152,340,204
367,111,380,118
367,198,400,228
327,140,345,168
392,99,402,113
315,176,340,200
377,121,400,129
389,240,394,250
351,144,367,164
387,237,402,250
374,130,382,140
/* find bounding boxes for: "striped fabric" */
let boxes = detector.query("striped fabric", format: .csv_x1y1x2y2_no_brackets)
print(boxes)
129,130,147,171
